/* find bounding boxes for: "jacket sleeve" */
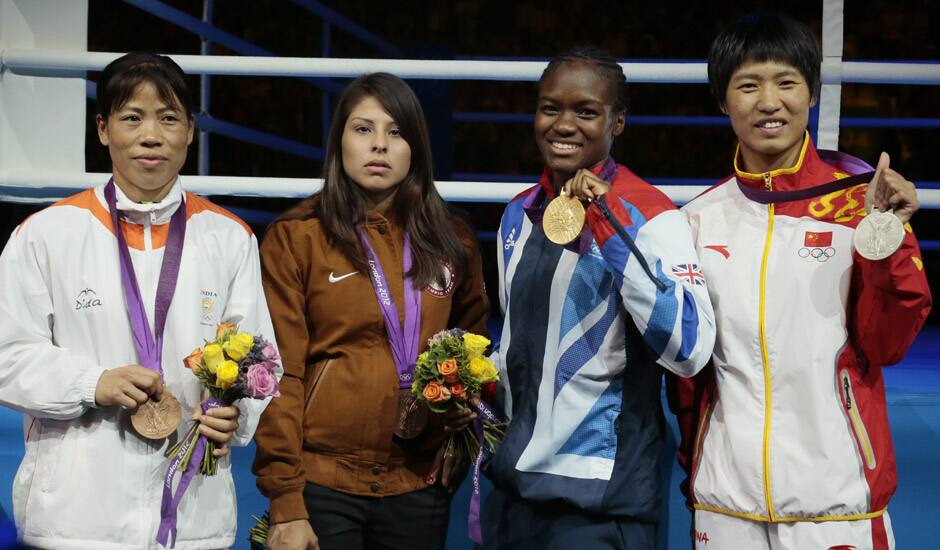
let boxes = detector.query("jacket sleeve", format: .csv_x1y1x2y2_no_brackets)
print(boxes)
665,365,714,507
221,230,283,447
585,193,716,377
0,225,107,420
251,222,310,524
851,227,932,367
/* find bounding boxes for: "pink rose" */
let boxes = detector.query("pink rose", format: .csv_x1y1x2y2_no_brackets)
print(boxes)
261,341,279,362
245,364,280,399
260,359,279,372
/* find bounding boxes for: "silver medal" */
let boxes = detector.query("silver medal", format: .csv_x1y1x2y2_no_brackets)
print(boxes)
853,210,904,260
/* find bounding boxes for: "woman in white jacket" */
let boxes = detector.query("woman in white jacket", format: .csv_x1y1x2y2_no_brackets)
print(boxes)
0,52,279,549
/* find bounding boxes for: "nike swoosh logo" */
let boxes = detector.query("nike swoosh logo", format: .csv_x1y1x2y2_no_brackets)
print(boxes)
328,271,358,283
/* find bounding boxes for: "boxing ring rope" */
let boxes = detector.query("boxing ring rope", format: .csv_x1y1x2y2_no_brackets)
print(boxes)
1,49,939,206
6,49,940,83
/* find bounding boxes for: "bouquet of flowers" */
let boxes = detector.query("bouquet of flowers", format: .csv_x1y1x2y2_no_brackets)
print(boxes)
247,512,270,550
412,329,504,463
168,322,281,475
157,322,280,547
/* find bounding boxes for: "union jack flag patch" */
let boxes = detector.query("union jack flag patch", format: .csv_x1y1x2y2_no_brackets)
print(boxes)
671,263,705,286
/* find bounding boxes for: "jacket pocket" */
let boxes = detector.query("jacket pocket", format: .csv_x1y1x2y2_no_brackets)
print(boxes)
303,359,334,420
839,369,876,470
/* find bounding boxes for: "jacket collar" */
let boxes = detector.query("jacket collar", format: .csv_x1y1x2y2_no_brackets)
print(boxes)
734,132,819,192
98,178,184,226
733,134,875,204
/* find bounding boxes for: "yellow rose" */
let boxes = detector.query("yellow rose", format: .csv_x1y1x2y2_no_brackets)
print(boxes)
463,333,491,359
203,343,224,374
223,332,254,361
215,322,238,341
483,358,499,381
216,360,239,389
469,357,497,382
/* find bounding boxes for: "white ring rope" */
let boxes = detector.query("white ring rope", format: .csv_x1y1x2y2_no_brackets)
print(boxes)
4,49,940,84
3,172,940,207
1,49,938,205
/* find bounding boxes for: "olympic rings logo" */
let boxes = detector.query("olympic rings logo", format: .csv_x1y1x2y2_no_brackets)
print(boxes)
798,247,836,262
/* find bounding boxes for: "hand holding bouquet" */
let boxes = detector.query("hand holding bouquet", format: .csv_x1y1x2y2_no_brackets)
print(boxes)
413,329,503,454
157,322,280,547
169,322,281,474
412,329,505,544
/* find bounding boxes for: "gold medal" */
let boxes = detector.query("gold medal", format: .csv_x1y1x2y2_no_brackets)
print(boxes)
543,194,586,245
130,392,183,440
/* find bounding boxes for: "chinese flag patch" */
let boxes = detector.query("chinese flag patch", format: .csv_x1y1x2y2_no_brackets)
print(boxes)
804,231,832,247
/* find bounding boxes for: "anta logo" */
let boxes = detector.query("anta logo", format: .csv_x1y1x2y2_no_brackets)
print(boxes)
427,262,456,298
827,546,856,550
75,288,103,310
704,244,730,259
504,227,517,250
694,530,710,544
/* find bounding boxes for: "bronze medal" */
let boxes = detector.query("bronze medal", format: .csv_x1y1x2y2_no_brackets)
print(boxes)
130,392,183,440
543,194,586,245
394,388,429,440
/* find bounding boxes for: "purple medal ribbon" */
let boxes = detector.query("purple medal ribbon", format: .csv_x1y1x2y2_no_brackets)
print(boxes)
156,398,224,547
468,400,500,545
105,180,191,547
356,227,421,388
104,180,186,375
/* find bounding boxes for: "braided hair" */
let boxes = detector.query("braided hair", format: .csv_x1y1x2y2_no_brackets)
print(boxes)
539,46,629,113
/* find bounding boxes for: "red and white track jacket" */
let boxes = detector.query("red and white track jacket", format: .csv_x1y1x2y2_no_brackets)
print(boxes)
669,137,931,523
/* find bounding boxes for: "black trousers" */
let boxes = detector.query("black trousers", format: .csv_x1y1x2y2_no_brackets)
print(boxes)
302,482,452,550
481,485,657,550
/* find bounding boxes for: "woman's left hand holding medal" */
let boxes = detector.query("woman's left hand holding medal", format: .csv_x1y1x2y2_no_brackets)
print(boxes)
865,152,919,223
192,404,240,457
544,169,609,245
564,168,611,202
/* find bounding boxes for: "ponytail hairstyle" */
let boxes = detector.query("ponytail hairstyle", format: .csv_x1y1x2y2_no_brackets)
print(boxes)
539,46,629,114
281,72,466,288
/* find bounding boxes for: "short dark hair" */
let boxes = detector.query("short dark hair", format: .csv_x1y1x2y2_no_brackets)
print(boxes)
539,46,629,113
96,52,194,119
708,13,821,107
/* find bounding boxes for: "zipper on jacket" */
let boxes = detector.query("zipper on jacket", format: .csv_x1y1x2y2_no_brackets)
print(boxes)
759,171,776,521
840,370,877,470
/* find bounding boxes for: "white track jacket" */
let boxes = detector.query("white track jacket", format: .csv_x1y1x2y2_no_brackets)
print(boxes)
0,180,278,549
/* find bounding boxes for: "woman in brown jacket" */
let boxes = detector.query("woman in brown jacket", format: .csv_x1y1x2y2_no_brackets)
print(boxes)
252,73,490,550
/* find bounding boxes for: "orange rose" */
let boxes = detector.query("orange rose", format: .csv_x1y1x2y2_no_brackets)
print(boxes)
215,322,238,340
183,348,203,372
450,382,467,401
422,381,451,403
437,359,459,383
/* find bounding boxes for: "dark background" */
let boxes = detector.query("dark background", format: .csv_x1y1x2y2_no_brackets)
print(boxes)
2,0,937,321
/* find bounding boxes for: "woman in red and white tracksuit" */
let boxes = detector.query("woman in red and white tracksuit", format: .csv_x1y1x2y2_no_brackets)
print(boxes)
668,14,931,550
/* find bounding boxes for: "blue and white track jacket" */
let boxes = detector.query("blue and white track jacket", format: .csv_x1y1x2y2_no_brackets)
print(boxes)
488,161,715,519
